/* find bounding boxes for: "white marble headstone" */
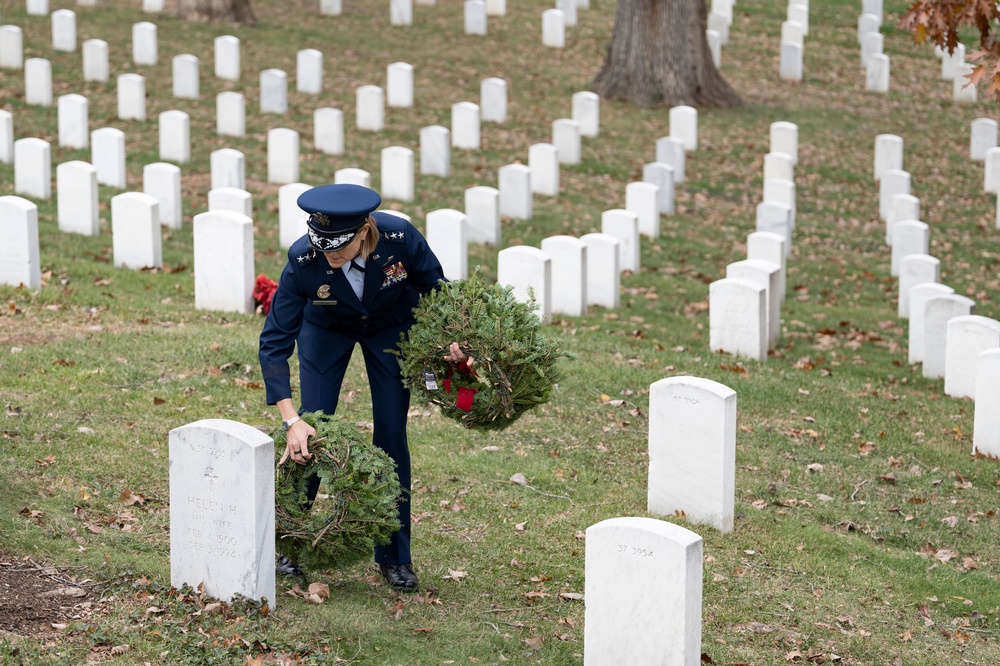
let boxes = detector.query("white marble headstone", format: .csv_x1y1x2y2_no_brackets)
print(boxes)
267,128,300,185
208,187,253,218
25,58,52,106
426,209,468,281
580,233,619,309
908,283,955,365
169,419,275,605
0,111,12,165
780,42,803,82
143,162,182,230
52,9,77,52
465,0,487,35
726,259,781,350
869,56,895,100
58,94,89,149
386,61,413,107
132,22,157,65
82,39,109,82
552,118,581,164
626,181,660,238
709,278,767,362
117,73,146,121
193,210,255,314
314,107,344,154
172,54,200,99
390,0,413,25
260,69,288,114
334,167,371,187
159,110,191,164
91,128,126,189
480,77,507,122
211,148,246,190
584,517,702,665
874,133,903,181
464,186,500,246
572,91,599,137
0,196,41,290
542,9,565,48
944,316,1000,400
601,208,639,273
655,136,686,183
540,235,587,317
14,138,51,200
973,349,1000,459
970,118,997,161
112,192,162,270
669,105,698,151
648,375,736,533
498,163,531,220
889,219,928,277
57,161,99,236
420,125,450,177
897,253,939,319
528,143,559,197
296,49,323,94
214,35,240,81
879,169,910,222
497,246,551,324
452,102,481,150
886,193,920,244
356,85,385,132
279,182,311,249
922,294,976,379
217,92,246,137
0,26,24,70
380,145,414,202
643,162,675,215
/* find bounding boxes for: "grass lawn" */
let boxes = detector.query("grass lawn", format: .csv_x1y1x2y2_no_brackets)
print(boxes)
1,0,999,664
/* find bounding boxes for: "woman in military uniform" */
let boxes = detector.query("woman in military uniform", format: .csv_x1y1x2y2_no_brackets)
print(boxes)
259,183,459,591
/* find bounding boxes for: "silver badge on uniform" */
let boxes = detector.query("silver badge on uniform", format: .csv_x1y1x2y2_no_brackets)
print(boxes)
317,284,331,299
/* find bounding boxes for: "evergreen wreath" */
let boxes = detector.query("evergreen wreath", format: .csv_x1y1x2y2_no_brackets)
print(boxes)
273,412,401,572
393,274,570,431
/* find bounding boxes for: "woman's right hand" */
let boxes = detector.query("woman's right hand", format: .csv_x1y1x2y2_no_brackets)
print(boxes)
279,419,317,466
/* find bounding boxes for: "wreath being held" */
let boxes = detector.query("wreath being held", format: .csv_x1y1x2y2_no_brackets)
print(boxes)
274,412,401,572
393,274,571,431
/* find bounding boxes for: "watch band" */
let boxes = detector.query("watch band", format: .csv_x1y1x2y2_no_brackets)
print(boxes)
282,416,301,431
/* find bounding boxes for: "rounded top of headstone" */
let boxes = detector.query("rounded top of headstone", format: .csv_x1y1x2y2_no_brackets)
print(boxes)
298,184,381,252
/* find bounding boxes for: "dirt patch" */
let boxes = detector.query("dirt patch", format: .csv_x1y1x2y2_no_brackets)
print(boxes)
0,553,104,637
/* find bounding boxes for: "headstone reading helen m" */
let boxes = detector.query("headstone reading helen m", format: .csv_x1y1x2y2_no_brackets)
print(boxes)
169,419,275,605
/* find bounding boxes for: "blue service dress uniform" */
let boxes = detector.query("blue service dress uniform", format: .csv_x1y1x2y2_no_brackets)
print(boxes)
259,211,446,566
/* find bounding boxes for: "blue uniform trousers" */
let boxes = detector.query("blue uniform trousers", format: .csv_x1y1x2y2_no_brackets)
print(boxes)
299,341,412,566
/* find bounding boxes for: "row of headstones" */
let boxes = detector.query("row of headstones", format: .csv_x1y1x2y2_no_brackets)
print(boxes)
0,191,259,313
777,0,810,82
167,373,736,662
708,122,799,361
873,132,1000,459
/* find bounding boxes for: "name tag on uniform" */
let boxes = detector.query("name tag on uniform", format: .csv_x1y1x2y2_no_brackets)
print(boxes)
313,300,338,306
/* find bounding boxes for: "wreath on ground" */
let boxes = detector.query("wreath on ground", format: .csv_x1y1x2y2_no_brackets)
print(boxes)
274,412,401,572
393,274,571,431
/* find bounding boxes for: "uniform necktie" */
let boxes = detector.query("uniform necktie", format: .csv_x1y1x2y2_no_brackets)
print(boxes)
351,259,366,274
347,259,365,300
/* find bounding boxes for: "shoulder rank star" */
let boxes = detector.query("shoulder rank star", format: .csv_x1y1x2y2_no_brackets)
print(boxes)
296,249,316,264
381,231,405,240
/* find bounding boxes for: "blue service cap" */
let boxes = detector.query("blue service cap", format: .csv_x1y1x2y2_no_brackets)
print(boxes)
297,184,382,252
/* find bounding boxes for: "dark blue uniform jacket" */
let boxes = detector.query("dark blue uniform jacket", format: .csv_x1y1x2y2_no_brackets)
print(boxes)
259,212,445,404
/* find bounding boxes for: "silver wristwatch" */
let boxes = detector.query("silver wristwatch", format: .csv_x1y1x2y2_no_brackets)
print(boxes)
281,416,301,431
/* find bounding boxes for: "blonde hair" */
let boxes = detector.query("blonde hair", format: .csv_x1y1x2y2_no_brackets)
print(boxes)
357,216,380,258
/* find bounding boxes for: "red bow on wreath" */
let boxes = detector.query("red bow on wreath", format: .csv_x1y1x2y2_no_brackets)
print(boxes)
253,273,278,315
442,358,478,412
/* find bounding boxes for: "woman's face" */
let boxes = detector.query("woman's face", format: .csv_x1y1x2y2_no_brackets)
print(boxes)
322,224,366,269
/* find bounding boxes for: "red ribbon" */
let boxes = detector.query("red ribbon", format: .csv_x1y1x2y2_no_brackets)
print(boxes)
443,359,479,412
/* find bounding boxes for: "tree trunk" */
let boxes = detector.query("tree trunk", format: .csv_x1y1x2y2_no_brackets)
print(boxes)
592,0,743,108
175,0,256,24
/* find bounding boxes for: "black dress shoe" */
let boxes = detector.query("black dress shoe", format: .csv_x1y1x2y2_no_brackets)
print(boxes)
379,563,418,591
